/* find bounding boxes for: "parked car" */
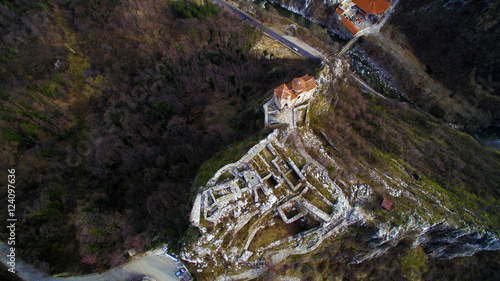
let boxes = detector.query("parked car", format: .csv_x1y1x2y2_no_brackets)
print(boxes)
175,268,186,277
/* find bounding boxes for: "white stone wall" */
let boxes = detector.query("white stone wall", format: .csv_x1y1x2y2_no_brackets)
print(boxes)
206,130,279,187
301,89,315,101
274,95,285,110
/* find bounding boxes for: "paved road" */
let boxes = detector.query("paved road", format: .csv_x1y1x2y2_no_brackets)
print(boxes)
1,242,181,281
211,0,320,59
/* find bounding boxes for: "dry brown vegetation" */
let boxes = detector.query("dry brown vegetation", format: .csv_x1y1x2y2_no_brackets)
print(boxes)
249,218,310,252
356,33,499,131
384,0,500,129
302,188,333,214
0,0,320,274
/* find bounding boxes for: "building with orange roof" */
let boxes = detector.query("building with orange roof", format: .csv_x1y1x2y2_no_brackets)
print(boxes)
353,0,391,15
339,14,359,35
336,0,392,35
273,75,316,110
274,84,292,100
336,7,344,16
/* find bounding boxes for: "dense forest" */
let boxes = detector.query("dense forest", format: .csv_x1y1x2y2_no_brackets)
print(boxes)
0,0,320,273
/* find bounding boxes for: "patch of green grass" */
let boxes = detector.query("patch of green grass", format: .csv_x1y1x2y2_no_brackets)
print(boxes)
400,246,428,278
304,173,325,194
182,226,202,249
216,171,234,185
248,218,302,251
286,170,301,186
252,154,270,177
194,131,270,188
231,213,260,248
302,188,333,214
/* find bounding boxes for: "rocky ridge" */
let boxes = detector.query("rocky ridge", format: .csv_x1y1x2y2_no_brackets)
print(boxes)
180,59,499,279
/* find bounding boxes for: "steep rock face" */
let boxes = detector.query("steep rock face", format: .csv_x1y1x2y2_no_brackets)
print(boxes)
415,222,500,259
350,219,500,267
269,0,329,17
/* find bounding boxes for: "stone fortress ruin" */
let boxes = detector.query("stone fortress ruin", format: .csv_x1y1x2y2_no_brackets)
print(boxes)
185,127,350,271
182,70,360,276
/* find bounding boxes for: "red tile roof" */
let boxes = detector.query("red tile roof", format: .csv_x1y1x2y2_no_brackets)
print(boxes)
276,75,316,101
302,75,316,91
381,198,393,211
291,77,306,93
336,7,344,15
353,0,392,15
274,84,292,99
285,83,298,100
340,15,359,35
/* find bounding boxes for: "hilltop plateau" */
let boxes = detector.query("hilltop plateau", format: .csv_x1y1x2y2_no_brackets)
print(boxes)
0,0,499,280
182,59,500,280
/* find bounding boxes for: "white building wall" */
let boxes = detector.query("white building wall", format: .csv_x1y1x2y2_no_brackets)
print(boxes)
274,87,315,110
301,89,314,101
273,95,281,109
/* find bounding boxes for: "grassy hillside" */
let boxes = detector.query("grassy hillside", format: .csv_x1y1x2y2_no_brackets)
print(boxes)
0,0,320,274
311,71,500,229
